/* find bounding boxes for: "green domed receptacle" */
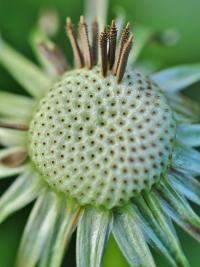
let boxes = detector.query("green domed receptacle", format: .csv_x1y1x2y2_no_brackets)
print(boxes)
29,67,176,208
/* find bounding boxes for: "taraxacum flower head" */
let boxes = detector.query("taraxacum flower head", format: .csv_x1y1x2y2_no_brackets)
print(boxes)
0,10,200,267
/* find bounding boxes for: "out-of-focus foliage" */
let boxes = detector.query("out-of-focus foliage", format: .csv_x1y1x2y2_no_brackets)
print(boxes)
111,0,200,66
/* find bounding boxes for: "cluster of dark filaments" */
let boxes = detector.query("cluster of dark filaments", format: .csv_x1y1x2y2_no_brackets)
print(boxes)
66,16,133,83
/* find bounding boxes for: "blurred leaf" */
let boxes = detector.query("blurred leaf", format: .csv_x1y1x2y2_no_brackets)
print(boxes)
156,181,200,242
0,91,35,122
176,124,200,147
151,64,200,92
0,168,43,223
77,207,111,267
170,171,200,206
0,128,27,147
85,0,108,30
0,38,51,98
0,147,27,178
39,198,80,267
113,206,156,267
17,190,58,267
172,144,200,176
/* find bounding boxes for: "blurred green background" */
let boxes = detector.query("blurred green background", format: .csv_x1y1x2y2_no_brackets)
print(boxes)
0,0,200,266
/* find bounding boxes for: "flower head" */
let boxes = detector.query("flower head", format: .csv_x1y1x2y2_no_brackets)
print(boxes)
0,11,200,267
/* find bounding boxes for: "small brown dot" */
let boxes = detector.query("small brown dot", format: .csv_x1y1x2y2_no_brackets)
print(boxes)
112,164,117,169
133,169,139,174
149,154,155,160
123,169,127,174
146,92,151,97
139,157,145,162
129,157,134,163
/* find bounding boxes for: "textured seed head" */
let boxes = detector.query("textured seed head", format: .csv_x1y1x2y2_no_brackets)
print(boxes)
29,66,176,209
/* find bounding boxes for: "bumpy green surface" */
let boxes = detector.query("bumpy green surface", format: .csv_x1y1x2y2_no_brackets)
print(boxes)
29,67,176,208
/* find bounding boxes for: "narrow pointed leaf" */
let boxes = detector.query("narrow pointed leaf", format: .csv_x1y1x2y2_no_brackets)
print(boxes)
17,190,58,267
170,171,200,205
156,181,200,242
151,63,200,92
0,115,28,127
166,93,200,123
172,144,200,175
176,124,200,147
173,112,193,124
132,202,171,259
0,91,35,121
0,164,27,178
39,198,81,267
0,128,27,147
143,193,189,267
0,38,51,98
77,207,111,267
134,197,189,267
113,205,156,267
0,167,43,223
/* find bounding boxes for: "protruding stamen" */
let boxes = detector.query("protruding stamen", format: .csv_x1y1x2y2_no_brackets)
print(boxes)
0,122,29,131
79,16,93,69
116,34,133,84
66,17,133,83
99,27,108,77
92,17,99,66
108,20,117,70
38,42,68,74
1,150,27,167
114,22,130,75
66,17,84,68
